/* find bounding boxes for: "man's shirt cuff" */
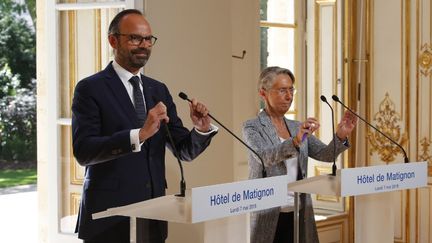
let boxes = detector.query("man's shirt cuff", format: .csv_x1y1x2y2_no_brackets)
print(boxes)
130,128,144,152
194,123,219,135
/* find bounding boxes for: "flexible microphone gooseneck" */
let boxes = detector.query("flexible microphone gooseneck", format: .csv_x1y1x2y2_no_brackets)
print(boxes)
332,95,409,163
320,95,337,176
152,97,186,197
178,92,267,178
164,122,186,197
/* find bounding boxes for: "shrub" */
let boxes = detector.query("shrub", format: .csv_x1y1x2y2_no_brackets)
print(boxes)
0,79,36,161
0,0,36,163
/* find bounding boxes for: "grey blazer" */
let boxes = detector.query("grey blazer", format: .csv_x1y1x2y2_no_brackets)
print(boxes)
242,111,348,243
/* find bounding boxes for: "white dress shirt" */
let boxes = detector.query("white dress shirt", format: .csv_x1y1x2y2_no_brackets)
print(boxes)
112,60,218,153
279,137,298,213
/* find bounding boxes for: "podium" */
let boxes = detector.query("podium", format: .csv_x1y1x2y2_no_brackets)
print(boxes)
93,174,290,243
288,161,428,243
93,162,427,243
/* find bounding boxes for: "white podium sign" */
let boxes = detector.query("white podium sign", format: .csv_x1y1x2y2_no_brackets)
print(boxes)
191,175,288,223
340,161,427,196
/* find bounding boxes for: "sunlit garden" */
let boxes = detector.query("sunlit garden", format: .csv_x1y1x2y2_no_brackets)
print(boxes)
0,0,36,188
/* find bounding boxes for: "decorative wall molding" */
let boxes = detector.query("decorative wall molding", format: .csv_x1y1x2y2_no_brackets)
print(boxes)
419,137,432,176
316,213,348,242
419,43,432,77
314,166,340,203
419,137,432,162
415,1,432,242
70,153,84,185
70,193,81,215
367,93,408,163
311,0,344,214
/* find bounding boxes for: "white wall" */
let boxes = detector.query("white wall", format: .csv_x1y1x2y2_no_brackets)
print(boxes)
144,1,260,242
231,0,261,182
37,0,260,242
144,0,233,187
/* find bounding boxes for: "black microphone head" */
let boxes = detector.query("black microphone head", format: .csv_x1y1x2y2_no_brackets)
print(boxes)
320,95,327,102
178,92,188,100
332,95,340,102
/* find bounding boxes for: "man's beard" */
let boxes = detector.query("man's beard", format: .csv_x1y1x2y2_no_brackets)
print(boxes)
128,48,151,68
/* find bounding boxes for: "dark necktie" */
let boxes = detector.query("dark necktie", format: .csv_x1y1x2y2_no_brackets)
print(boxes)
129,76,147,126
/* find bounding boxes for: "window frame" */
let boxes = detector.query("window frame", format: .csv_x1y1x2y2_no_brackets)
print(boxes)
259,0,306,120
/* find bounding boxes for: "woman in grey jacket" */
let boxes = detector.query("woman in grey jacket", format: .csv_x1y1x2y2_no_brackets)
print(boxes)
243,66,357,243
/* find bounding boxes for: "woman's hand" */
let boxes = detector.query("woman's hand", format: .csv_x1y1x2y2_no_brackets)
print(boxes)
336,110,358,140
294,117,320,146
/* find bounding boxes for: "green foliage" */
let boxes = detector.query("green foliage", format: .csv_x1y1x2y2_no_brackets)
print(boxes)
0,169,37,188
0,0,36,163
0,64,20,98
0,0,36,89
0,82,36,161
24,0,36,27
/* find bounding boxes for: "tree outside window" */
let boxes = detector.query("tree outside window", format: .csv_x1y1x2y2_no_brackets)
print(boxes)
0,0,36,164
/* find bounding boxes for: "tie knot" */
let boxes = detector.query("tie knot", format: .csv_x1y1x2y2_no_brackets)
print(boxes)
129,76,141,87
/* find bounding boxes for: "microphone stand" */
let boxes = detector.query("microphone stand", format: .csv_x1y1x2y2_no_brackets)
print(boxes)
152,96,186,197
332,95,409,163
179,92,267,178
320,95,337,176
163,122,186,197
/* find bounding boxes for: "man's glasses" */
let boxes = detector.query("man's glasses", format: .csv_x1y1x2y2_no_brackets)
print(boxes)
115,33,158,46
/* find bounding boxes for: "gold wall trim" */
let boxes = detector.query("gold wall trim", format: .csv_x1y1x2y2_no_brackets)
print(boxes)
367,0,409,167
397,190,408,242
416,1,432,178
314,0,337,139
316,0,336,3
415,1,430,241
419,137,432,176
68,10,83,185
70,146,84,185
405,0,410,171
68,10,76,113
260,21,296,28
366,0,373,166
415,0,419,176
344,0,356,241
417,187,431,242
404,1,411,240
314,0,321,138
314,166,340,202
316,213,347,242
419,43,432,76
317,224,343,241
415,188,419,243
367,93,408,163
70,193,81,215
95,9,102,71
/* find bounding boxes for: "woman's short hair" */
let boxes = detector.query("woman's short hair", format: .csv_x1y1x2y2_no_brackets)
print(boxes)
258,66,295,90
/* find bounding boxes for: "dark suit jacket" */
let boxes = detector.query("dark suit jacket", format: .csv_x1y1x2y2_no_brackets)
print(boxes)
72,62,216,242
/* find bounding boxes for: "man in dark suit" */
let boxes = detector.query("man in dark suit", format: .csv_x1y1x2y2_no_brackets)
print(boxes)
72,9,218,243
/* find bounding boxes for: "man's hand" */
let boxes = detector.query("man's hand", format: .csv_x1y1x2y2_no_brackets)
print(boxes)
189,98,211,133
139,102,169,142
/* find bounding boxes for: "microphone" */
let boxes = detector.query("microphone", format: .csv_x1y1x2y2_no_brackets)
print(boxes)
332,95,409,163
178,92,267,177
152,97,186,197
320,95,337,176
